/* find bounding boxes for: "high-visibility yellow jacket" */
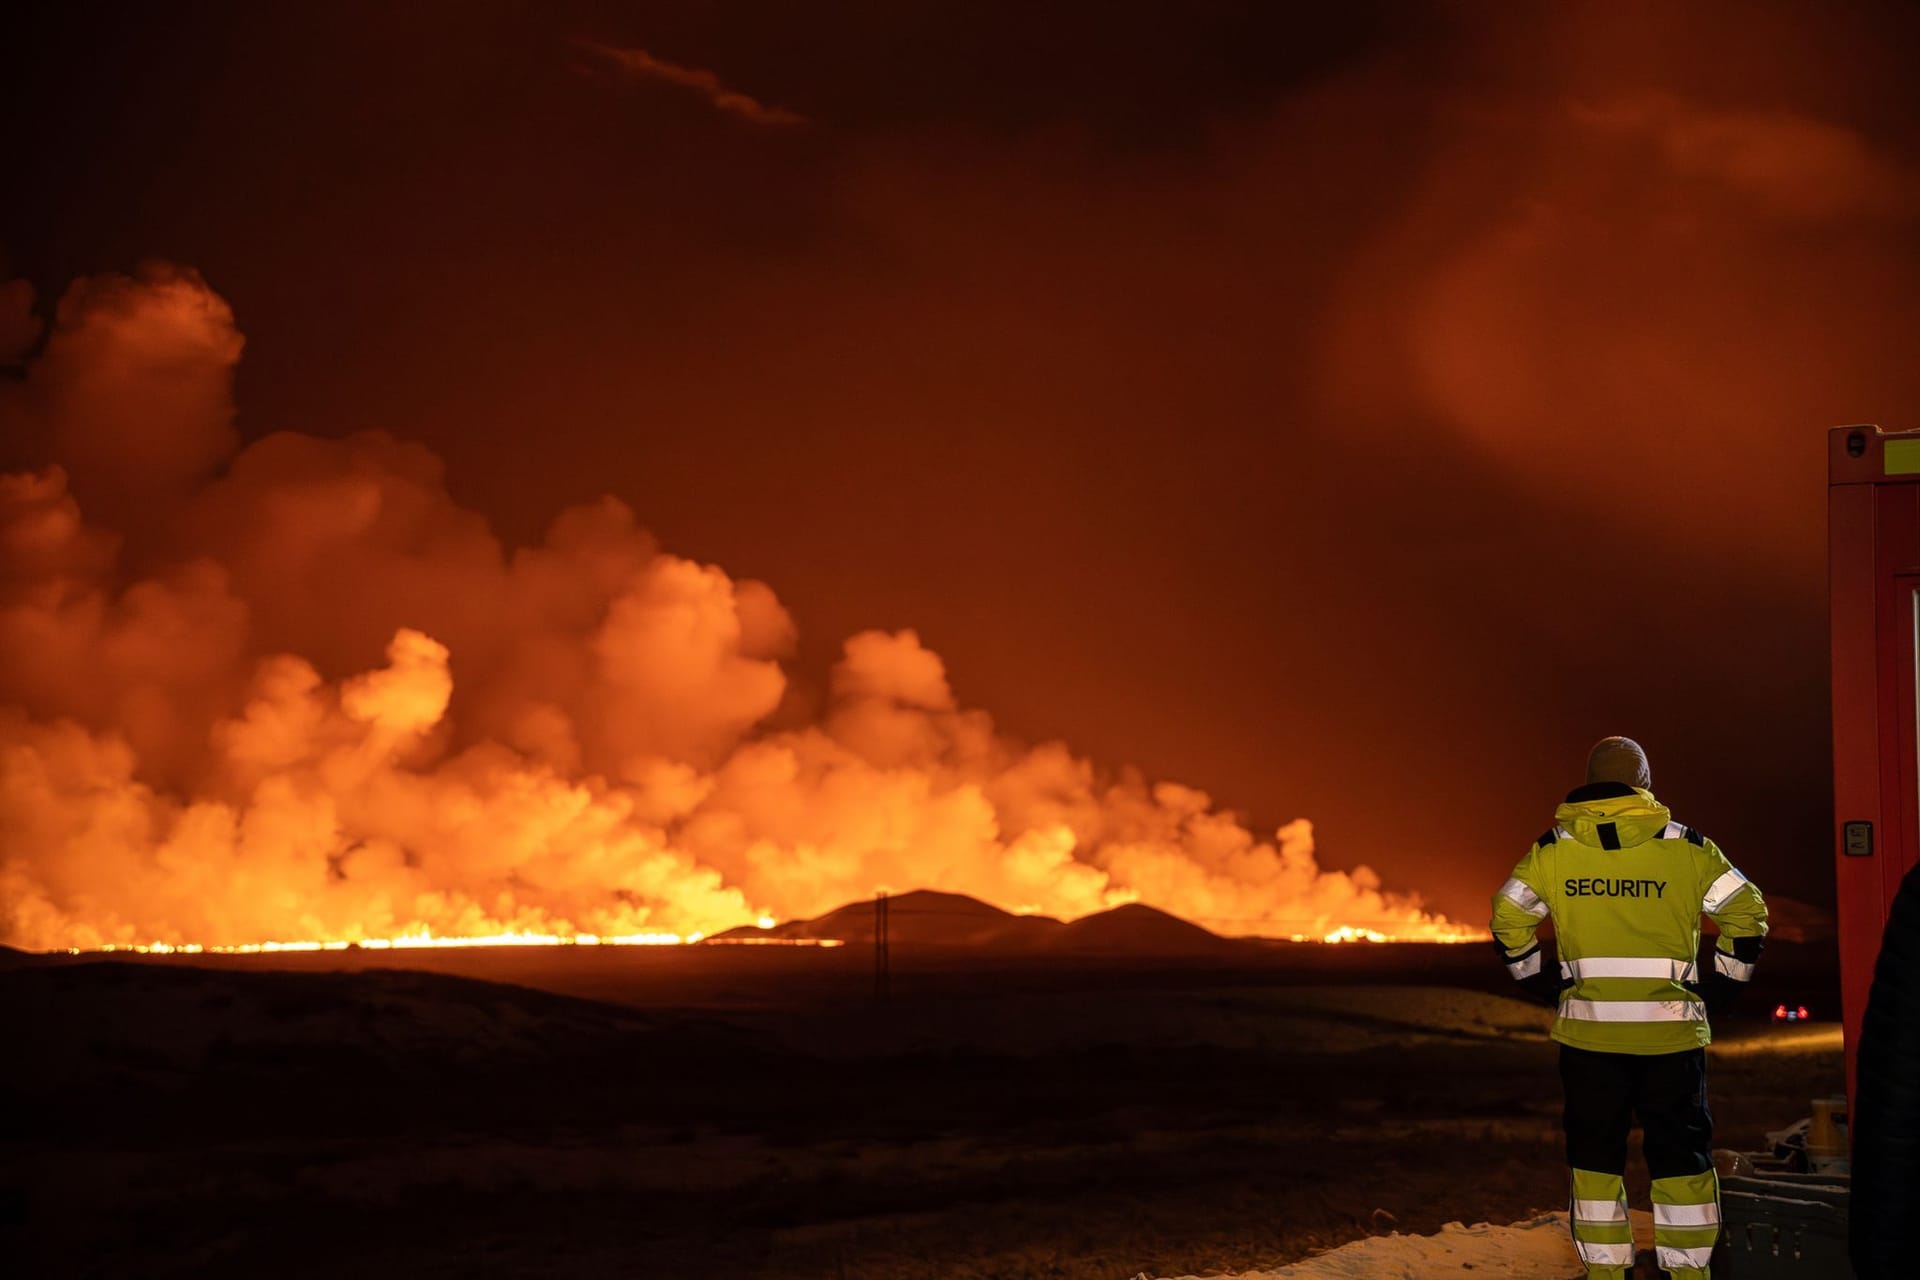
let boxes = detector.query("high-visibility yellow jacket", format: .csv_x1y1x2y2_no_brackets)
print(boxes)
1491,783,1769,1054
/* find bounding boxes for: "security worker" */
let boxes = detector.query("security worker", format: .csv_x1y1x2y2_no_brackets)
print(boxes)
1491,737,1768,1280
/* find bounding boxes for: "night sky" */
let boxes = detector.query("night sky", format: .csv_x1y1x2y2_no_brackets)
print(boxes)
9,0,1920,921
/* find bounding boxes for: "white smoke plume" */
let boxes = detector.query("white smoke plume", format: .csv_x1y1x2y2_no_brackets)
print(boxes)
0,266,1461,949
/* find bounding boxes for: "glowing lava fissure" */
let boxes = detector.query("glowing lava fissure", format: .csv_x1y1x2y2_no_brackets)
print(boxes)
1,266,1476,955
62,915,1481,957
70,932,846,955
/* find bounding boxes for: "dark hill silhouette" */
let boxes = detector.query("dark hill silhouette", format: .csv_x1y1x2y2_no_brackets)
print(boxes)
710,890,1241,954
1044,902,1239,954
712,889,1060,946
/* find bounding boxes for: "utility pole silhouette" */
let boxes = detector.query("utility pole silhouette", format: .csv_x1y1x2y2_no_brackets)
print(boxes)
873,889,890,1004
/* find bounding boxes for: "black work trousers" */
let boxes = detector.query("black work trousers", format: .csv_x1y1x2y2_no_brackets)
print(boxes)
1559,1043,1715,1178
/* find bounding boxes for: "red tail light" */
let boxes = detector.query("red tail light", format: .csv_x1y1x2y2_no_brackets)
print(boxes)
1776,1004,1789,1017
1797,1006,1809,1019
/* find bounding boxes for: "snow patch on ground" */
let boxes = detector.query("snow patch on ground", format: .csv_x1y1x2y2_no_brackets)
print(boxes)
1159,1210,1654,1279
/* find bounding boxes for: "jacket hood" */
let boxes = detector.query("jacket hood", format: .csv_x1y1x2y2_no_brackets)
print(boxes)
1553,786,1672,849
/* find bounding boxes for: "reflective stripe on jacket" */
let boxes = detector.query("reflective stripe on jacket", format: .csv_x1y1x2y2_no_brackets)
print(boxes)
1490,784,1768,1055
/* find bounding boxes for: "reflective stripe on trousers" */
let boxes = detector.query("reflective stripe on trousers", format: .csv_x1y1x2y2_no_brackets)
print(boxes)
1576,1240,1633,1267
1658,1245,1716,1270
1569,1167,1632,1277
1652,1169,1720,1277
1654,1201,1720,1227
1573,1198,1626,1223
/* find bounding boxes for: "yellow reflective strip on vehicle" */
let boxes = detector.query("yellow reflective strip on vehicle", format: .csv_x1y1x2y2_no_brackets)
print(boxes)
1887,438,1920,475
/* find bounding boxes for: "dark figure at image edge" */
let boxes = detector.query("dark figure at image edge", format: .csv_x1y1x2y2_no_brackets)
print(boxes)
1850,860,1920,1277
1491,736,1769,1280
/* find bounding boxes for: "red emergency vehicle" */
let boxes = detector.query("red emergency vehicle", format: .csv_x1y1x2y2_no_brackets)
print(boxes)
1827,422,1920,1108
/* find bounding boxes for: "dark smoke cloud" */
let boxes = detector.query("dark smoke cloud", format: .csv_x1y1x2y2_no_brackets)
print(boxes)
582,42,808,127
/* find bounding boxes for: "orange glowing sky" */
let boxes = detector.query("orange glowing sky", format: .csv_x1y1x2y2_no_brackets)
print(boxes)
4,0,1920,938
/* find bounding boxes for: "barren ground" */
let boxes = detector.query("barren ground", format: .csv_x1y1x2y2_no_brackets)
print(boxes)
0,942,1841,1278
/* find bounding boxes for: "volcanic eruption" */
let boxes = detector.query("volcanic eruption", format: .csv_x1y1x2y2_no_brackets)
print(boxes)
0,266,1471,952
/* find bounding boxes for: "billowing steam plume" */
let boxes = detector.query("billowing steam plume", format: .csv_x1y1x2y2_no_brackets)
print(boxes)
0,267,1462,949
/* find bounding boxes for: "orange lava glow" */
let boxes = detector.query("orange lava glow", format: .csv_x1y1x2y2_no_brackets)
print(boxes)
67,931,847,955
1292,924,1486,944
64,921,1481,954
1,268,1473,957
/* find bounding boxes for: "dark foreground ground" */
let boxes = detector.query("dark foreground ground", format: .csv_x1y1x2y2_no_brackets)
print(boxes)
0,941,1842,1279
